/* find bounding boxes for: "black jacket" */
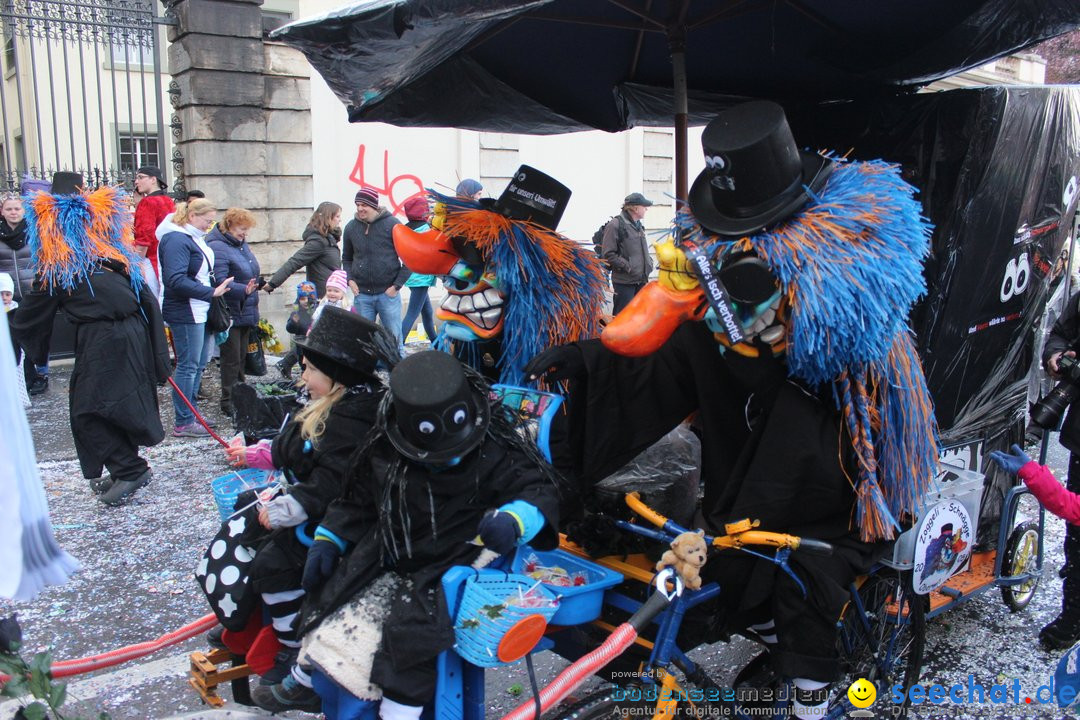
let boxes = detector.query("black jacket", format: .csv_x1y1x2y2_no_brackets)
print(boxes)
270,386,382,521
206,227,261,327
342,209,408,294
269,225,342,297
0,220,32,300
1043,290,1080,453
601,211,652,285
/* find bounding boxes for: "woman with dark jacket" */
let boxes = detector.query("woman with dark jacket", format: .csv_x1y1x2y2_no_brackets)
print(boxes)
160,198,232,437
265,202,342,298
207,207,261,415
0,195,31,300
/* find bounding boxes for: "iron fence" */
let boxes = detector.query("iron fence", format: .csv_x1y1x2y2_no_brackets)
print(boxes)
0,0,168,192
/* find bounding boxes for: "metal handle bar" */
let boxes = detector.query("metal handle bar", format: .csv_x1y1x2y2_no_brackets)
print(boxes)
623,491,834,555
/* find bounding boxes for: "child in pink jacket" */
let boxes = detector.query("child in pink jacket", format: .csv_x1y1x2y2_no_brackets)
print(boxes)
990,444,1080,522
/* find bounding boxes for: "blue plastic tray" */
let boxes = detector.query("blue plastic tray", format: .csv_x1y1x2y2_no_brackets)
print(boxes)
512,547,624,625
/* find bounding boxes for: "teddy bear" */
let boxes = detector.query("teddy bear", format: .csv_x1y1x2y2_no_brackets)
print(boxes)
655,529,708,590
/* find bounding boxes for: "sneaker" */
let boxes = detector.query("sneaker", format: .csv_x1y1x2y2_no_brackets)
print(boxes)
251,674,322,713
173,423,211,438
260,647,300,686
28,377,48,396
99,469,153,506
89,476,114,495
276,358,293,379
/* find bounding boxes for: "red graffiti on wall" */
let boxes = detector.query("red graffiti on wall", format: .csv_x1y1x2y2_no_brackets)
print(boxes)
348,145,425,215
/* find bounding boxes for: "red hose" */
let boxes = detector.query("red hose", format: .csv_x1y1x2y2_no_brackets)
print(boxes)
167,376,230,447
500,623,638,720
1,614,219,681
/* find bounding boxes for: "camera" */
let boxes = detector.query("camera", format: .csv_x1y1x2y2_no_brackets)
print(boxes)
1031,354,1080,429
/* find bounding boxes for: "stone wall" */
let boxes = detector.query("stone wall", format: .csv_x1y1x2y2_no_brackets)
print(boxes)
167,0,313,340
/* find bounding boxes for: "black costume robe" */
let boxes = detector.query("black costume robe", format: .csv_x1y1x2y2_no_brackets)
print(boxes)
301,433,562,706
556,323,885,681
11,262,170,483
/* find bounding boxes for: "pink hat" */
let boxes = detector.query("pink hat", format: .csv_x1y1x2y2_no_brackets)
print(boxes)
326,269,349,292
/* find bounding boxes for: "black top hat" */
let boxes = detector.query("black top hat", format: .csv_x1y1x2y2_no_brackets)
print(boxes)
688,101,834,237
493,165,571,230
50,172,84,196
940,523,953,534
385,351,490,464
295,306,380,386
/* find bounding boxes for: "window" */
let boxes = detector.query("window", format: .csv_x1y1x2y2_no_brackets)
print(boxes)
3,35,13,75
110,42,152,68
262,9,293,37
117,132,160,174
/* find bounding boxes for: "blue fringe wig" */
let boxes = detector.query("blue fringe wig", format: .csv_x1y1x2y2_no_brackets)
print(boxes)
430,190,606,386
25,185,143,295
677,158,939,541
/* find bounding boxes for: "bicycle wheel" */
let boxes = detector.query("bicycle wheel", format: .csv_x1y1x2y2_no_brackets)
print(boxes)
1001,520,1041,612
831,568,925,719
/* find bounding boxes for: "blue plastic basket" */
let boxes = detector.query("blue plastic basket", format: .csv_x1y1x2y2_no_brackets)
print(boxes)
512,547,624,625
211,469,277,521
453,571,559,668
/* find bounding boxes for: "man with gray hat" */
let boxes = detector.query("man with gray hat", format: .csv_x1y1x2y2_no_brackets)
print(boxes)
601,192,654,313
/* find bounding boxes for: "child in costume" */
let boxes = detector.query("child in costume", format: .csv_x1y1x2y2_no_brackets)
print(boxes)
0,272,14,310
526,102,938,718
277,281,318,377
281,350,562,720
992,445,1080,521
11,172,171,507
214,307,395,713
392,165,605,385
1,271,28,407
312,269,352,325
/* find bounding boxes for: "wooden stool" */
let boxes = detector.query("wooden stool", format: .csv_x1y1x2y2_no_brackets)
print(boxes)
189,648,255,707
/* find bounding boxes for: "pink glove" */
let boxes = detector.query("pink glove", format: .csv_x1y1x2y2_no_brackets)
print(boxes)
226,439,275,469
245,440,275,469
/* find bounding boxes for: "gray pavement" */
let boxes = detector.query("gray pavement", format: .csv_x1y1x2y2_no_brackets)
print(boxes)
3,362,1079,718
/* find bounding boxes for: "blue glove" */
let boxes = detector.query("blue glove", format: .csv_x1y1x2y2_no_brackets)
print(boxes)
302,539,341,592
988,444,1033,477
477,510,522,555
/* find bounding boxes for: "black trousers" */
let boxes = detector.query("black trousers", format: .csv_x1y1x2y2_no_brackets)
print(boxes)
73,419,148,483
219,325,249,410
612,282,644,314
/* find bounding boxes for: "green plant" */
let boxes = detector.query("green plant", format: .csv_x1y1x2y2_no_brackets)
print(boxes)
0,644,110,720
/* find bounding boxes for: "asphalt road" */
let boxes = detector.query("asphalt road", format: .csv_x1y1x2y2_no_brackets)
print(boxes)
2,361,1079,719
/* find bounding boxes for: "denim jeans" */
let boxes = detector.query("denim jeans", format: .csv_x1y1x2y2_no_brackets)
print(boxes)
171,322,212,426
401,286,437,341
354,291,404,355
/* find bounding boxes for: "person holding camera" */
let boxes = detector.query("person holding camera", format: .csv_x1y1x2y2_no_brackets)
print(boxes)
1040,291,1080,649
206,208,262,417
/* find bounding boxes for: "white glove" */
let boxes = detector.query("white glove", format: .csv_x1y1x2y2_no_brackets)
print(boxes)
264,494,309,529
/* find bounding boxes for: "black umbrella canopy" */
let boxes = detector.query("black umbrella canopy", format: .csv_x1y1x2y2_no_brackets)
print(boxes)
275,0,1080,133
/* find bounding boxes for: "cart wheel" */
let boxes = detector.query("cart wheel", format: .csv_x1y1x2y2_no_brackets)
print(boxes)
1001,520,1041,612
831,568,925,720
551,686,642,719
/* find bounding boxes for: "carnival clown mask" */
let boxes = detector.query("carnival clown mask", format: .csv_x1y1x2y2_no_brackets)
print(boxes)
604,240,790,359
392,168,605,386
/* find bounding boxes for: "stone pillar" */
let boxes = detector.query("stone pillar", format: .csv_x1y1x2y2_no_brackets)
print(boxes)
166,0,313,339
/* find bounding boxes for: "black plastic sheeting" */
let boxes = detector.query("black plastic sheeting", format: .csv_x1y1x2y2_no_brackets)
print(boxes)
272,0,1080,133
790,86,1080,544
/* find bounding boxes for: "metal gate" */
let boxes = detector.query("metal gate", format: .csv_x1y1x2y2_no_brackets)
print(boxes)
0,0,168,192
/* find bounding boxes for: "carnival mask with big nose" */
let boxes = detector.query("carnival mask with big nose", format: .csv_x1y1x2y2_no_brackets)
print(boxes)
392,225,507,342
601,242,789,359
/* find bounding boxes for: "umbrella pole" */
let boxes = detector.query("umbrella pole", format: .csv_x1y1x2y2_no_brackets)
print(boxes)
671,41,689,201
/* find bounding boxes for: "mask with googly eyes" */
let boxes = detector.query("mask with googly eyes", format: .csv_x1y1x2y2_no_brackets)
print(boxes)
385,351,492,464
